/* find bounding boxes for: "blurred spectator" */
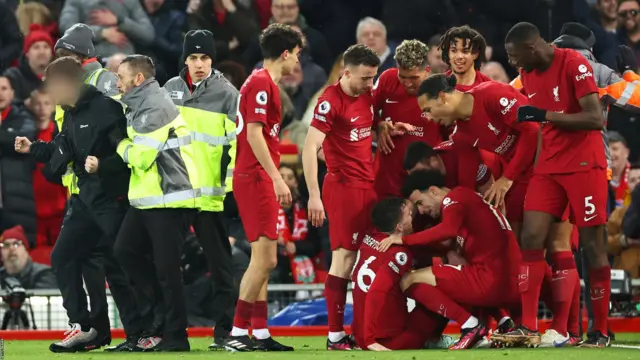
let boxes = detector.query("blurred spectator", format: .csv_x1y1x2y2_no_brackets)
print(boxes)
381,0,457,45
216,60,247,89
278,84,308,150
301,54,344,126
15,2,59,41
243,0,332,73
59,0,155,57
105,52,126,73
253,0,272,29
480,61,510,83
427,34,447,74
280,55,326,120
596,0,620,32
140,0,186,85
609,131,632,208
0,225,56,289
356,17,395,78
0,76,37,246
0,1,23,74
187,0,259,63
3,24,54,102
608,163,640,278
616,0,640,65
26,88,66,255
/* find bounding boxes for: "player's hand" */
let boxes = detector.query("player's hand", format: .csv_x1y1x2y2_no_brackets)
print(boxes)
377,234,402,252
517,105,546,123
285,241,296,255
14,136,32,153
274,177,292,207
616,45,638,73
392,122,416,134
85,156,100,173
367,343,391,351
377,121,395,155
307,195,325,227
483,176,513,209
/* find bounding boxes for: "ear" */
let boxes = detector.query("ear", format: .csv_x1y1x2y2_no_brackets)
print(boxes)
428,185,439,196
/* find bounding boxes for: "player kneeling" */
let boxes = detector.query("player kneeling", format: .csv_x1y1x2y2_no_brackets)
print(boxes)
378,169,522,349
351,198,446,351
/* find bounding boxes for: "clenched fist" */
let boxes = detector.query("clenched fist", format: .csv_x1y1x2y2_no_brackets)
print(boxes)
85,156,99,174
14,137,32,154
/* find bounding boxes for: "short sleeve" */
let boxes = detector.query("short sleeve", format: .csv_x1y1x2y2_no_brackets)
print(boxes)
387,246,413,276
440,189,466,220
310,91,337,134
243,77,271,126
566,56,598,100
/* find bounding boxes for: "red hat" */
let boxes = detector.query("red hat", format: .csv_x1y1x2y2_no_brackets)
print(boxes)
23,24,54,55
0,225,30,250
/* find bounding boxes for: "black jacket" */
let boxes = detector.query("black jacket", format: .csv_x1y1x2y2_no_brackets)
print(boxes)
3,55,43,102
30,85,130,208
0,103,37,246
0,1,23,74
623,186,640,240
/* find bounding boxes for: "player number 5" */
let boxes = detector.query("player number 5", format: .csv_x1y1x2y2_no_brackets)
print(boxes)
584,196,595,215
235,94,244,135
356,256,377,293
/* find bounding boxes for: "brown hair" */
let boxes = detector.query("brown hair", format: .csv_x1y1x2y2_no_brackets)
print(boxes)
439,25,487,70
44,56,84,83
15,2,52,35
394,39,429,69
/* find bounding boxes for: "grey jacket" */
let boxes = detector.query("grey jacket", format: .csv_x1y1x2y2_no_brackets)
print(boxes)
83,60,120,97
0,259,57,290
59,0,155,57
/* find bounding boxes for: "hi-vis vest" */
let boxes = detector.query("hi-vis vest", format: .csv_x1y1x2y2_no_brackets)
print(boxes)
164,70,238,212
54,68,119,195
117,79,200,209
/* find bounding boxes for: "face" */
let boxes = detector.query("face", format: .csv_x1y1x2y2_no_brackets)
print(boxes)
45,75,80,105
397,66,430,95
344,64,378,95
280,61,303,94
117,63,143,94
481,62,509,83
144,0,164,13
272,0,299,24
618,1,640,31
0,240,28,267
408,188,444,218
0,77,14,109
185,53,212,83
609,140,629,170
598,0,619,20
357,23,386,55
281,46,301,76
30,91,54,122
407,156,444,175
505,42,536,72
395,200,414,235
417,92,459,126
26,41,52,69
448,38,478,75
427,47,447,74
628,168,640,191
279,166,298,190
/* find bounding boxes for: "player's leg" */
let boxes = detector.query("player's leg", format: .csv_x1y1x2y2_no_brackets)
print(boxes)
504,178,528,242
563,169,610,347
376,305,444,350
326,247,357,347
497,174,566,345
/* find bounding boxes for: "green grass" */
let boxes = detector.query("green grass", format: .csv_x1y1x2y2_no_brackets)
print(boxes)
3,335,640,360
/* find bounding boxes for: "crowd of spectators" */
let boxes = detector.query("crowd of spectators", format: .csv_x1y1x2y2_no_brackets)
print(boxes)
1,0,640,314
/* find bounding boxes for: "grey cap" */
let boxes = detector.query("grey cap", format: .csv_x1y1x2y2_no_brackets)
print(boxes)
55,24,96,57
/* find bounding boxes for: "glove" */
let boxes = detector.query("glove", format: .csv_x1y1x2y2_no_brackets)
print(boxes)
517,105,547,122
616,45,637,74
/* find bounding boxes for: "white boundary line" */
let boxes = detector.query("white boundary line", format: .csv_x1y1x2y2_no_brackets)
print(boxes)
611,344,640,350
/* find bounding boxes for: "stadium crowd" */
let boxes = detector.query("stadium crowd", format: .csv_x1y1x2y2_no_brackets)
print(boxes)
0,0,640,354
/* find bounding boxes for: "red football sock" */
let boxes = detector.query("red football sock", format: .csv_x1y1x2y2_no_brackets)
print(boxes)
519,249,547,331
325,275,349,333
540,263,553,309
568,273,581,336
233,299,253,330
406,284,472,326
251,300,268,330
549,251,578,336
589,266,611,336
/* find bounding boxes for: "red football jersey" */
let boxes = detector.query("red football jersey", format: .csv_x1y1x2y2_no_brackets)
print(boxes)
452,81,538,181
403,187,521,271
235,69,282,175
373,69,443,197
520,48,606,174
434,140,491,190
352,232,413,348
311,82,375,188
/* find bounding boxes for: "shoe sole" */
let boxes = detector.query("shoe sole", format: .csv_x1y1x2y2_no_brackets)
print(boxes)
224,345,253,352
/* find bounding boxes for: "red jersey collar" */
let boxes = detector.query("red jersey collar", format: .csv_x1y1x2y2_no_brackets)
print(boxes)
1,105,11,121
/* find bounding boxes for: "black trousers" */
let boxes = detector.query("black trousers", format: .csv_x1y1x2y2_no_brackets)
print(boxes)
114,207,195,341
51,196,149,337
193,211,237,337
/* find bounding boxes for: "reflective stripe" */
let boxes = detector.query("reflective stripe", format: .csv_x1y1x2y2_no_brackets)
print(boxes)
165,136,191,149
200,186,226,197
130,189,198,208
616,81,639,106
123,144,133,164
226,168,233,178
132,135,191,151
226,132,236,141
190,131,230,146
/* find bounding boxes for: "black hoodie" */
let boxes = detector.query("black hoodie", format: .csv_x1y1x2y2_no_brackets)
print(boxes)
2,55,43,102
30,85,130,207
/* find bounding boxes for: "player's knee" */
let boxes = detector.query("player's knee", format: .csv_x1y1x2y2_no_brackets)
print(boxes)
329,248,357,277
578,225,608,268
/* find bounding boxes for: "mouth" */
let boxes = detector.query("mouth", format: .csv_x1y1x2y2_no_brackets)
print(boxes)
195,71,205,76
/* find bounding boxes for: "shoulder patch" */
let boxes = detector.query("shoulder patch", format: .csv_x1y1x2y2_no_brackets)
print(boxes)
395,252,408,266
256,90,268,105
318,100,331,114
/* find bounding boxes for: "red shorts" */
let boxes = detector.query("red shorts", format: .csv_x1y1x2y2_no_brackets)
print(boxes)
505,179,528,223
322,174,376,251
524,168,608,227
376,305,442,350
233,171,279,242
433,264,519,308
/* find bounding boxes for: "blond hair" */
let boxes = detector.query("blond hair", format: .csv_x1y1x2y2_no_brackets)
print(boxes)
15,2,52,35
394,40,429,69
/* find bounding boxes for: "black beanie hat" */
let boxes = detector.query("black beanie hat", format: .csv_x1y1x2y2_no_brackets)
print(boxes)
183,30,216,62
559,22,596,49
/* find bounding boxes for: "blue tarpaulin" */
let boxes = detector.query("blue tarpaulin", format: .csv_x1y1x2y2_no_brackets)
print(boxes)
268,298,353,326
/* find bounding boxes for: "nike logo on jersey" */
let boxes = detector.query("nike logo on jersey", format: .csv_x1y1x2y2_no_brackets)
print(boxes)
80,124,89,128
584,214,598,222
525,115,535,120
385,99,398,103
350,116,360,122
528,93,536,98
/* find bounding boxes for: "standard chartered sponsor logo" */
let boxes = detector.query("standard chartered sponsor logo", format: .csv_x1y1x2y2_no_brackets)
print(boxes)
349,126,372,141
494,134,516,155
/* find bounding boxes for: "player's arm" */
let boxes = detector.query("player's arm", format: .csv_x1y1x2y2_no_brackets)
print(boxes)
243,85,281,180
402,202,465,246
544,93,604,130
503,124,538,181
303,97,332,226
247,122,280,178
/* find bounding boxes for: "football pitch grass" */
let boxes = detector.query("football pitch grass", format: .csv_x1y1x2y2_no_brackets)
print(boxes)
4,334,640,360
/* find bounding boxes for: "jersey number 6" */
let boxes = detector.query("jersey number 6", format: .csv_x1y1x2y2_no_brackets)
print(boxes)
356,256,377,293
